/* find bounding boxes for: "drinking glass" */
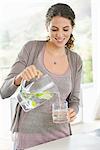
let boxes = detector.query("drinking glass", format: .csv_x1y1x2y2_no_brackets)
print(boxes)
52,101,69,123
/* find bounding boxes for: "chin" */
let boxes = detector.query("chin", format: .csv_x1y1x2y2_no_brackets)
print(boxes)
51,38,67,47
54,41,66,48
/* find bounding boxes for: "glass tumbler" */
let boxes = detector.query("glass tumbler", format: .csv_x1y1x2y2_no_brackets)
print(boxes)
52,101,69,123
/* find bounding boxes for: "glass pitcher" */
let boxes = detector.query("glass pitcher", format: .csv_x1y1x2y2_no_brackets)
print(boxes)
17,74,59,112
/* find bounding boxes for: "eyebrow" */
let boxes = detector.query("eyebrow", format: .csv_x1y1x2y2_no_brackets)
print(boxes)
52,26,70,28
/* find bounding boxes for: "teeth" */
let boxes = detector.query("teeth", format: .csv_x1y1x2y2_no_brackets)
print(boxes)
55,38,64,42
55,39,64,42
57,40,64,42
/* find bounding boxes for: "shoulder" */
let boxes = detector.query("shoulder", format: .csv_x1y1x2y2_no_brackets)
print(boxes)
21,40,46,55
68,50,82,66
24,40,46,47
23,40,43,50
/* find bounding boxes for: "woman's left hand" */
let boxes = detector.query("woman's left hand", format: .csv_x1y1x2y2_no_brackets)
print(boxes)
67,108,77,122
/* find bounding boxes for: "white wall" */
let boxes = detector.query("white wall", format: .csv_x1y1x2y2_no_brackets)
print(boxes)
91,0,100,93
82,0,100,122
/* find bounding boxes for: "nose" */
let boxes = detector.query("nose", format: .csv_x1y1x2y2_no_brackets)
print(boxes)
56,30,64,38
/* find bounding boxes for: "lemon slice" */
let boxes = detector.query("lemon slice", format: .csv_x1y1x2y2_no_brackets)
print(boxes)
31,101,37,107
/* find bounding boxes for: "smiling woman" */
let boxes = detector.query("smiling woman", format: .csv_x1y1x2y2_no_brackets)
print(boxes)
0,3,83,150
0,0,94,149
47,16,73,48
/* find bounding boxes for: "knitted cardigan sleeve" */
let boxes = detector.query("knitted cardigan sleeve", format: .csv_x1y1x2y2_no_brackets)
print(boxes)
68,51,83,114
0,41,37,99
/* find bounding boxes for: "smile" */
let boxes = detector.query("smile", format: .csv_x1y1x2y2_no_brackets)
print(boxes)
55,38,65,42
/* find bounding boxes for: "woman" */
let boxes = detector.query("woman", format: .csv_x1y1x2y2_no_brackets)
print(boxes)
0,3,82,150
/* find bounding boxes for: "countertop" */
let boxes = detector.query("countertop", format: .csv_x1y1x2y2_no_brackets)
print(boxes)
26,129,100,150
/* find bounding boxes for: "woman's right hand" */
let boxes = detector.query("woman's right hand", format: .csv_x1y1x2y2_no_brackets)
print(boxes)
14,65,43,86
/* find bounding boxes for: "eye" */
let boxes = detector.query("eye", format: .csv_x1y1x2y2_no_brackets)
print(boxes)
63,29,69,31
51,29,57,31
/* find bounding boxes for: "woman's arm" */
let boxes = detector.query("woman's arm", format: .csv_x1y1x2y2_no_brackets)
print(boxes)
68,54,83,114
0,41,38,99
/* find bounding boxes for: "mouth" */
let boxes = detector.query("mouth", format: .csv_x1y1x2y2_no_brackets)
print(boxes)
55,38,65,43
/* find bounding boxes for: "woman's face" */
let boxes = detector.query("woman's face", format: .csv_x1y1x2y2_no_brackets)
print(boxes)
47,16,73,48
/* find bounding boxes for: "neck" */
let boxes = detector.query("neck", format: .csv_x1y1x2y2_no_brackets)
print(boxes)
46,41,65,56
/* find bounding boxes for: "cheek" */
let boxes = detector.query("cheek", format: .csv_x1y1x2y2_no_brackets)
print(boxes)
66,33,71,39
65,31,72,38
49,32,56,38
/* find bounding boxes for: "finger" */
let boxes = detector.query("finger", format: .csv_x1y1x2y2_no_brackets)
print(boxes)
70,116,77,122
68,115,76,122
37,70,43,79
69,111,76,118
69,108,76,116
67,108,76,122
21,73,30,81
31,65,38,77
67,108,74,116
21,70,32,81
27,67,36,78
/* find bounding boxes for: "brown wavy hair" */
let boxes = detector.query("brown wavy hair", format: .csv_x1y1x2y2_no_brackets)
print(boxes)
46,3,75,49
